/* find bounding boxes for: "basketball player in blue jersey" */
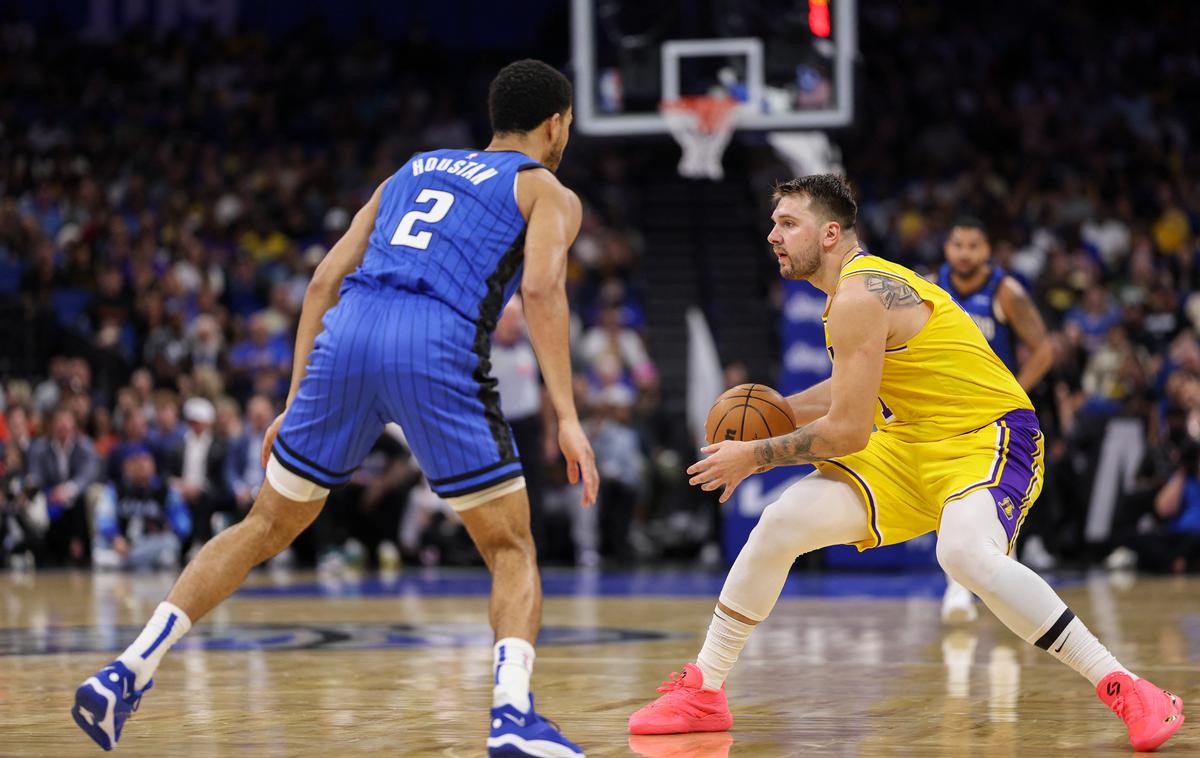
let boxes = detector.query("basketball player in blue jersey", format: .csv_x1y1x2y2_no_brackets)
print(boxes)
72,60,598,758
937,217,1054,624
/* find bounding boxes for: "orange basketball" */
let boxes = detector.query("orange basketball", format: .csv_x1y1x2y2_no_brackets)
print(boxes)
704,383,797,444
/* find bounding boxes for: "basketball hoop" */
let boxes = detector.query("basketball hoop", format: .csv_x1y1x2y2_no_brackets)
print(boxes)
660,95,740,181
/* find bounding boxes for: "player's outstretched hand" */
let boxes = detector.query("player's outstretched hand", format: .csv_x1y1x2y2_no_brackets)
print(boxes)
558,418,599,508
260,412,286,469
688,440,756,504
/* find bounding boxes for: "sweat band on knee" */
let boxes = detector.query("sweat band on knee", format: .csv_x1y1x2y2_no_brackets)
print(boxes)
266,454,331,502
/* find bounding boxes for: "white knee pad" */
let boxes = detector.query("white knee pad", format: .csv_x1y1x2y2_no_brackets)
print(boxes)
444,476,526,512
266,455,331,502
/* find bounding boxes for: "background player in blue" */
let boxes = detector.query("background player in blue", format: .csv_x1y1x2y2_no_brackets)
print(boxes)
937,217,1054,625
73,60,599,758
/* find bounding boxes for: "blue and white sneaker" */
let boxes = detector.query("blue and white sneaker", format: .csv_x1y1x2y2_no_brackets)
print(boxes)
71,661,152,751
488,695,585,757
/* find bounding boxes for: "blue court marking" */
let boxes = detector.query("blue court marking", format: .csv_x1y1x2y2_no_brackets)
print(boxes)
0,623,685,656
234,569,1081,600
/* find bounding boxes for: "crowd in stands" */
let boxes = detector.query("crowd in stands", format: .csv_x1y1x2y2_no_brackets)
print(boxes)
0,19,666,571
3,2,1200,572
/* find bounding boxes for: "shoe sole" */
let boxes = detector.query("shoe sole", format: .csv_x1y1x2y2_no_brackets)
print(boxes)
487,733,584,757
72,678,117,751
628,712,733,735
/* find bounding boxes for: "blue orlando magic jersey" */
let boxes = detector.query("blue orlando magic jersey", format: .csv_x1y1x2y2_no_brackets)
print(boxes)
273,148,547,499
938,263,1017,371
356,148,543,324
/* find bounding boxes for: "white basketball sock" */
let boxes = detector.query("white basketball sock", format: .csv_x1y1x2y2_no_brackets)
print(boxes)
1031,609,1134,687
693,475,868,690
116,601,192,691
493,637,535,712
695,606,756,691
938,491,1132,687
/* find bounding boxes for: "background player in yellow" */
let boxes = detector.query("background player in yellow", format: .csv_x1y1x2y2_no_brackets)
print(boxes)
628,174,1184,752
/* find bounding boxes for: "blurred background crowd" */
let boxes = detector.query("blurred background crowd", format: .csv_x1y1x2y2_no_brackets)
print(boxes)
2,1,1199,574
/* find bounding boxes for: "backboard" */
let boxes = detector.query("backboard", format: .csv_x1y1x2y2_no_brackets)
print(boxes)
571,0,857,136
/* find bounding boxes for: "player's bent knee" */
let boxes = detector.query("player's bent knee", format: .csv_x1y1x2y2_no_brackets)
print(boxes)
935,536,972,578
744,513,794,558
936,530,1000,591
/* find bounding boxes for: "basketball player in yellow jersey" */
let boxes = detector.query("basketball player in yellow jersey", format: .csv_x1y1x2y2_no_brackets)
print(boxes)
628,175,1184,752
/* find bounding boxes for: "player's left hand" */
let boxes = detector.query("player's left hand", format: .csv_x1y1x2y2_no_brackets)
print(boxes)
558,417,600,508
688,440,758,504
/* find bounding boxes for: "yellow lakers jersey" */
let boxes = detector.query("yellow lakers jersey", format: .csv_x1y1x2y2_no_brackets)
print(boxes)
822,253,1033,442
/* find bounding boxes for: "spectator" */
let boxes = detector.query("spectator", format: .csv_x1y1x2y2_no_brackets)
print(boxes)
579,304,657,390
490,299,551,552
25,407,101,565
228,313,291,400
128,369,156,421
1079,325,1149,419
586,384,647,561
167,397,228,549
223,395,273,513
4,405,34,455
1,442,42,568
90,406,119,460
108,405,151,481
92,447,191,570
1065,287,1123,353
32,355,71,415
185,313,225,372
142,296,190,382
1112,444,1200,574
146,391,185,470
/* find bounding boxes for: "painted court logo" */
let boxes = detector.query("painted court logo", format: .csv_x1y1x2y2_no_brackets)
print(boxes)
0,623,684,657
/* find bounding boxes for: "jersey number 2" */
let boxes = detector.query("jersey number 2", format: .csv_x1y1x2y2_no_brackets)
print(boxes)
391,189,455,250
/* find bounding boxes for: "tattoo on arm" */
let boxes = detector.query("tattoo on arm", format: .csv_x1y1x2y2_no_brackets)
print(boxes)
754,424,825,468
863,274,923,309
1006,288,1048,345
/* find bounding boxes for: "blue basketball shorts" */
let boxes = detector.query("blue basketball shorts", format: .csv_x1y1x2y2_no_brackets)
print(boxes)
271,281,523,500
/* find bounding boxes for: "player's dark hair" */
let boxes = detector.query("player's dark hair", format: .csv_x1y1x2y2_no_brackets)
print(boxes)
488,59,573,135
950,216,988,239
773,174,857,230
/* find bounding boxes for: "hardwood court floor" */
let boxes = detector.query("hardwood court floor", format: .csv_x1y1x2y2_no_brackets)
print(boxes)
1,569,1197,756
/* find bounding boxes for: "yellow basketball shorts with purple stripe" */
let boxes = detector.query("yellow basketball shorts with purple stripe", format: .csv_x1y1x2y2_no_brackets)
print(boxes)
813,409,1044,553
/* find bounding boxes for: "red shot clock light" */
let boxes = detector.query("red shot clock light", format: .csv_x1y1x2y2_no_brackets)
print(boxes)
809,0,832,38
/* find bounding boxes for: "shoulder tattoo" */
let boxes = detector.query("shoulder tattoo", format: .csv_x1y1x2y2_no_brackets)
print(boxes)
862,274,922,309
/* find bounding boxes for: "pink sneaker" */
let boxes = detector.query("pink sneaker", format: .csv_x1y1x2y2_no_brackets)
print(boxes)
628,663,733,735
1096,671,1184,751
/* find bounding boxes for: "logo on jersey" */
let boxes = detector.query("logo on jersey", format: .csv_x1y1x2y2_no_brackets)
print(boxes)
998,497,1015,519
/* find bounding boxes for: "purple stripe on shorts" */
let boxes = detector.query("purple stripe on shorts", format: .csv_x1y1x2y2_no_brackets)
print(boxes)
823,459,883,547
988,410,1042,543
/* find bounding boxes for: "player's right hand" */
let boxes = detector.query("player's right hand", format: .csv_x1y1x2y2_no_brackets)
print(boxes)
260,412,286,469
558,418,599,508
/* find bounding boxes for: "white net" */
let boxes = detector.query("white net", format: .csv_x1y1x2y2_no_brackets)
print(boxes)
660,96,740,181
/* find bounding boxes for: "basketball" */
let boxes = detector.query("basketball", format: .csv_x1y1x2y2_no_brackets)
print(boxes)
704,383,797,444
